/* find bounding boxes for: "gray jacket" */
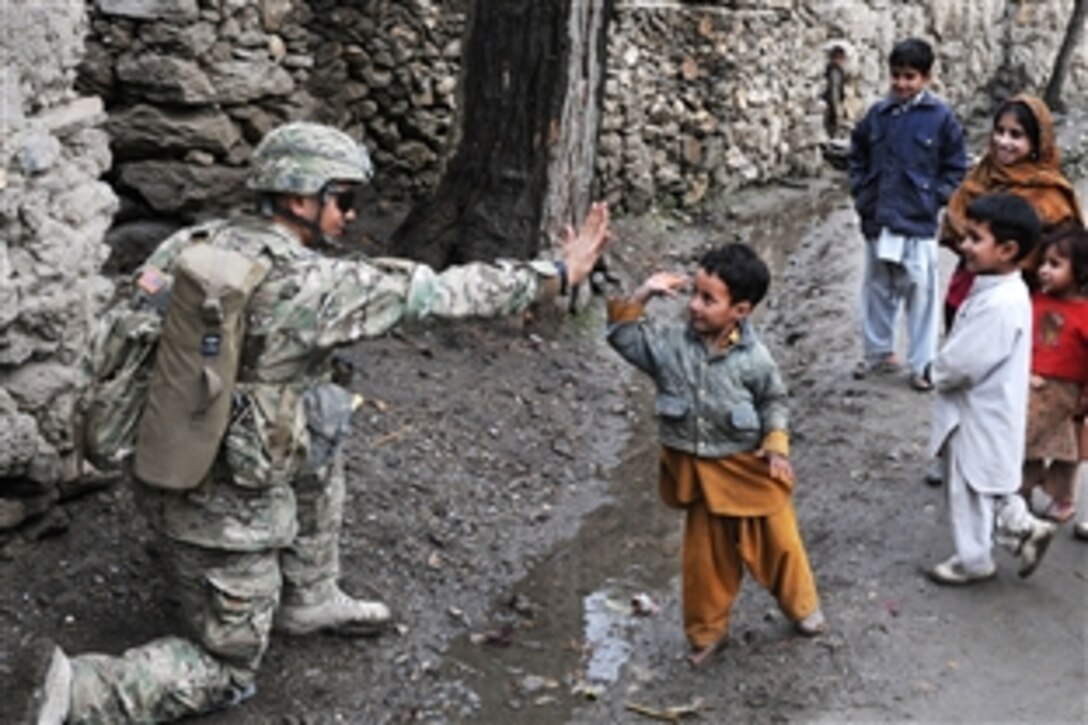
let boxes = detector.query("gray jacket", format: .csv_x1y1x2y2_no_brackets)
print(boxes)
607,316,789,458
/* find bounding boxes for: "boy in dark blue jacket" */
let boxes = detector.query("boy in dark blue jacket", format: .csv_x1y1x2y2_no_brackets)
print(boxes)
848,38,967,390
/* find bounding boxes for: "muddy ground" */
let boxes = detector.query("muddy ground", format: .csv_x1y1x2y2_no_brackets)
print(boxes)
2,173,1086,724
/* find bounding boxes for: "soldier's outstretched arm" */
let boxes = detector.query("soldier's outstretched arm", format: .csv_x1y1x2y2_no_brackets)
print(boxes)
313,203,611,346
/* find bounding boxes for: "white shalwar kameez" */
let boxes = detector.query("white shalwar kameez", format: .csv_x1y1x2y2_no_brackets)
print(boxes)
929,271,1035,573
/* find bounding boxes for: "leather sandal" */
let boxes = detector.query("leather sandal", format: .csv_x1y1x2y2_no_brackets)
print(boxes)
1041,499,1076,524
686,637,726,668
910,373,934,392
853,356,902,380
1073,521,1088,541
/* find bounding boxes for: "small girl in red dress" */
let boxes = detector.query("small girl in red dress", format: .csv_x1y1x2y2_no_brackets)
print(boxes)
1021,224,1088,524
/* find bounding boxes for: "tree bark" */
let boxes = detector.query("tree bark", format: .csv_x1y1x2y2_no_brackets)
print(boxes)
1043,0,1087,113
389,0,612,269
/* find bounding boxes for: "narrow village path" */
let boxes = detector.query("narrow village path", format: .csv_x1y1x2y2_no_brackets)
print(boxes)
418,178,1088,723
2,177,1084,724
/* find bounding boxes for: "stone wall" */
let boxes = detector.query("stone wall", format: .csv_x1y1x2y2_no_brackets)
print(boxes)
1,0,1084,535
82,0,1088,234
600,0,1088,213
1,0,118,532
84,0,466,267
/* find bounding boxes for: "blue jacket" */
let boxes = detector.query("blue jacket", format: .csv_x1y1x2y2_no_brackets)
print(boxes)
848,91,968,240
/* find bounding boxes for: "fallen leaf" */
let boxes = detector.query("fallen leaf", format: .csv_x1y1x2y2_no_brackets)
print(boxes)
472,622,516,647
631,592,661,616
625,697,707,721
604,597,631,615
571,681,605,700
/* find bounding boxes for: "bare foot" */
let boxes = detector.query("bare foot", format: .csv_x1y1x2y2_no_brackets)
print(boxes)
686,638,725,668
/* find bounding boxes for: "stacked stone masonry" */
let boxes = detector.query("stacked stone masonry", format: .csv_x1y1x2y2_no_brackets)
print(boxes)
83,0,1088,230
83,0,467,265
1,0,1086,533
1,0,119,530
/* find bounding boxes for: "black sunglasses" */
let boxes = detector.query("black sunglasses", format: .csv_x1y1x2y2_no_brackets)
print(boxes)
325,187,357,213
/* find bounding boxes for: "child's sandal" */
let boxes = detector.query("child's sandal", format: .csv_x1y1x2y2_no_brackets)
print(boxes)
853,357,902,380
909,373,934,392
1042,499,1076,524
686,638,726,668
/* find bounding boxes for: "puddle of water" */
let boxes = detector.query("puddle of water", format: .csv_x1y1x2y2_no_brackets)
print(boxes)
437,412,678,719
580,589,634,683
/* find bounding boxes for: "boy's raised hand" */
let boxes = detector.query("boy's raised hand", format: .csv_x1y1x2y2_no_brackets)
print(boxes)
633,271,689,304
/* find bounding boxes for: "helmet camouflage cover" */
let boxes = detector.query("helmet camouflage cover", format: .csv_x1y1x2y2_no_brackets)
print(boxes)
247,121,374,195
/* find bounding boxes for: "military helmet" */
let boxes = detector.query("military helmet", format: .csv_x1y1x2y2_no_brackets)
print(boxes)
247,121,374,194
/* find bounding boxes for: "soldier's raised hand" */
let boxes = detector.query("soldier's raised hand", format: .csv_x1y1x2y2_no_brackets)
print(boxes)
561,201,611,287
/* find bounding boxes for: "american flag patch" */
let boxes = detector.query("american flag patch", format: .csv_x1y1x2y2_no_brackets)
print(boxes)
137,266,167,295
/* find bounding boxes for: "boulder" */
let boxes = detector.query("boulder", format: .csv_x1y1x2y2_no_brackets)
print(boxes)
116,54,216,105
0,497,28,530
108,104,242,157
117,160,247,216
1,363,75,412
97,0,199,21
0,411,38,478
397,141,437,172
0,242,16,329
261,0,294,32
104,219,182,274
15,132,62,174
208,60,295,102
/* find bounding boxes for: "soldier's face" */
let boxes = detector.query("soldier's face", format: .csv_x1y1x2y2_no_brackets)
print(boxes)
318,185,358,240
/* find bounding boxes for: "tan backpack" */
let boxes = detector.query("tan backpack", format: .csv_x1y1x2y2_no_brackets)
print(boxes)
132,243,269,490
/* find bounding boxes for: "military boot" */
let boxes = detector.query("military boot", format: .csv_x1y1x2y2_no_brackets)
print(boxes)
13,637,71,724
275,584,391,636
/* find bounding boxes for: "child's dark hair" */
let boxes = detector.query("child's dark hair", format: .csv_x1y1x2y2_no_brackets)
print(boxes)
965,193,1040,262
828,45,846,61
993,99,1041,159
698,243,770,307
888,38,934,74
1041,222,1088,293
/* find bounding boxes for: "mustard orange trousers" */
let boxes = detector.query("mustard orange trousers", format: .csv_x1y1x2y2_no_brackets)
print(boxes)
682,499,820,648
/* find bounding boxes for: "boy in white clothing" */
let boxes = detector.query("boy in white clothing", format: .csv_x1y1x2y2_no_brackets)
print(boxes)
928,193,1057,584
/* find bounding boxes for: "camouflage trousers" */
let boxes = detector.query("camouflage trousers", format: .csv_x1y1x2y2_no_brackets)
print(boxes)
67,455,346,723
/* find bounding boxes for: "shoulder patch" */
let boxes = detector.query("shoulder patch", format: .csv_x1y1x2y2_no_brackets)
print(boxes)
137,266,167,296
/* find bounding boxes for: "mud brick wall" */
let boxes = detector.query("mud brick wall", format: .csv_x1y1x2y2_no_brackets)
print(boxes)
1,0,118,532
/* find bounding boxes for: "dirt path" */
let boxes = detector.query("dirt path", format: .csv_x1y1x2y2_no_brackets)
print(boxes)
2,177,1085,723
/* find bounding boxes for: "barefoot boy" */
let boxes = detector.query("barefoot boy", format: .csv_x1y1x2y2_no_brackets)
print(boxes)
606,243,825,667
928,193,1057,584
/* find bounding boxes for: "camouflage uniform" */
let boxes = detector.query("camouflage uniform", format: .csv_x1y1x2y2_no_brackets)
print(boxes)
66,125,563,722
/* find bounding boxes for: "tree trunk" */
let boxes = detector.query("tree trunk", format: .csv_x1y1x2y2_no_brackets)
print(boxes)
1043,0,1087,113
389,0,612,269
